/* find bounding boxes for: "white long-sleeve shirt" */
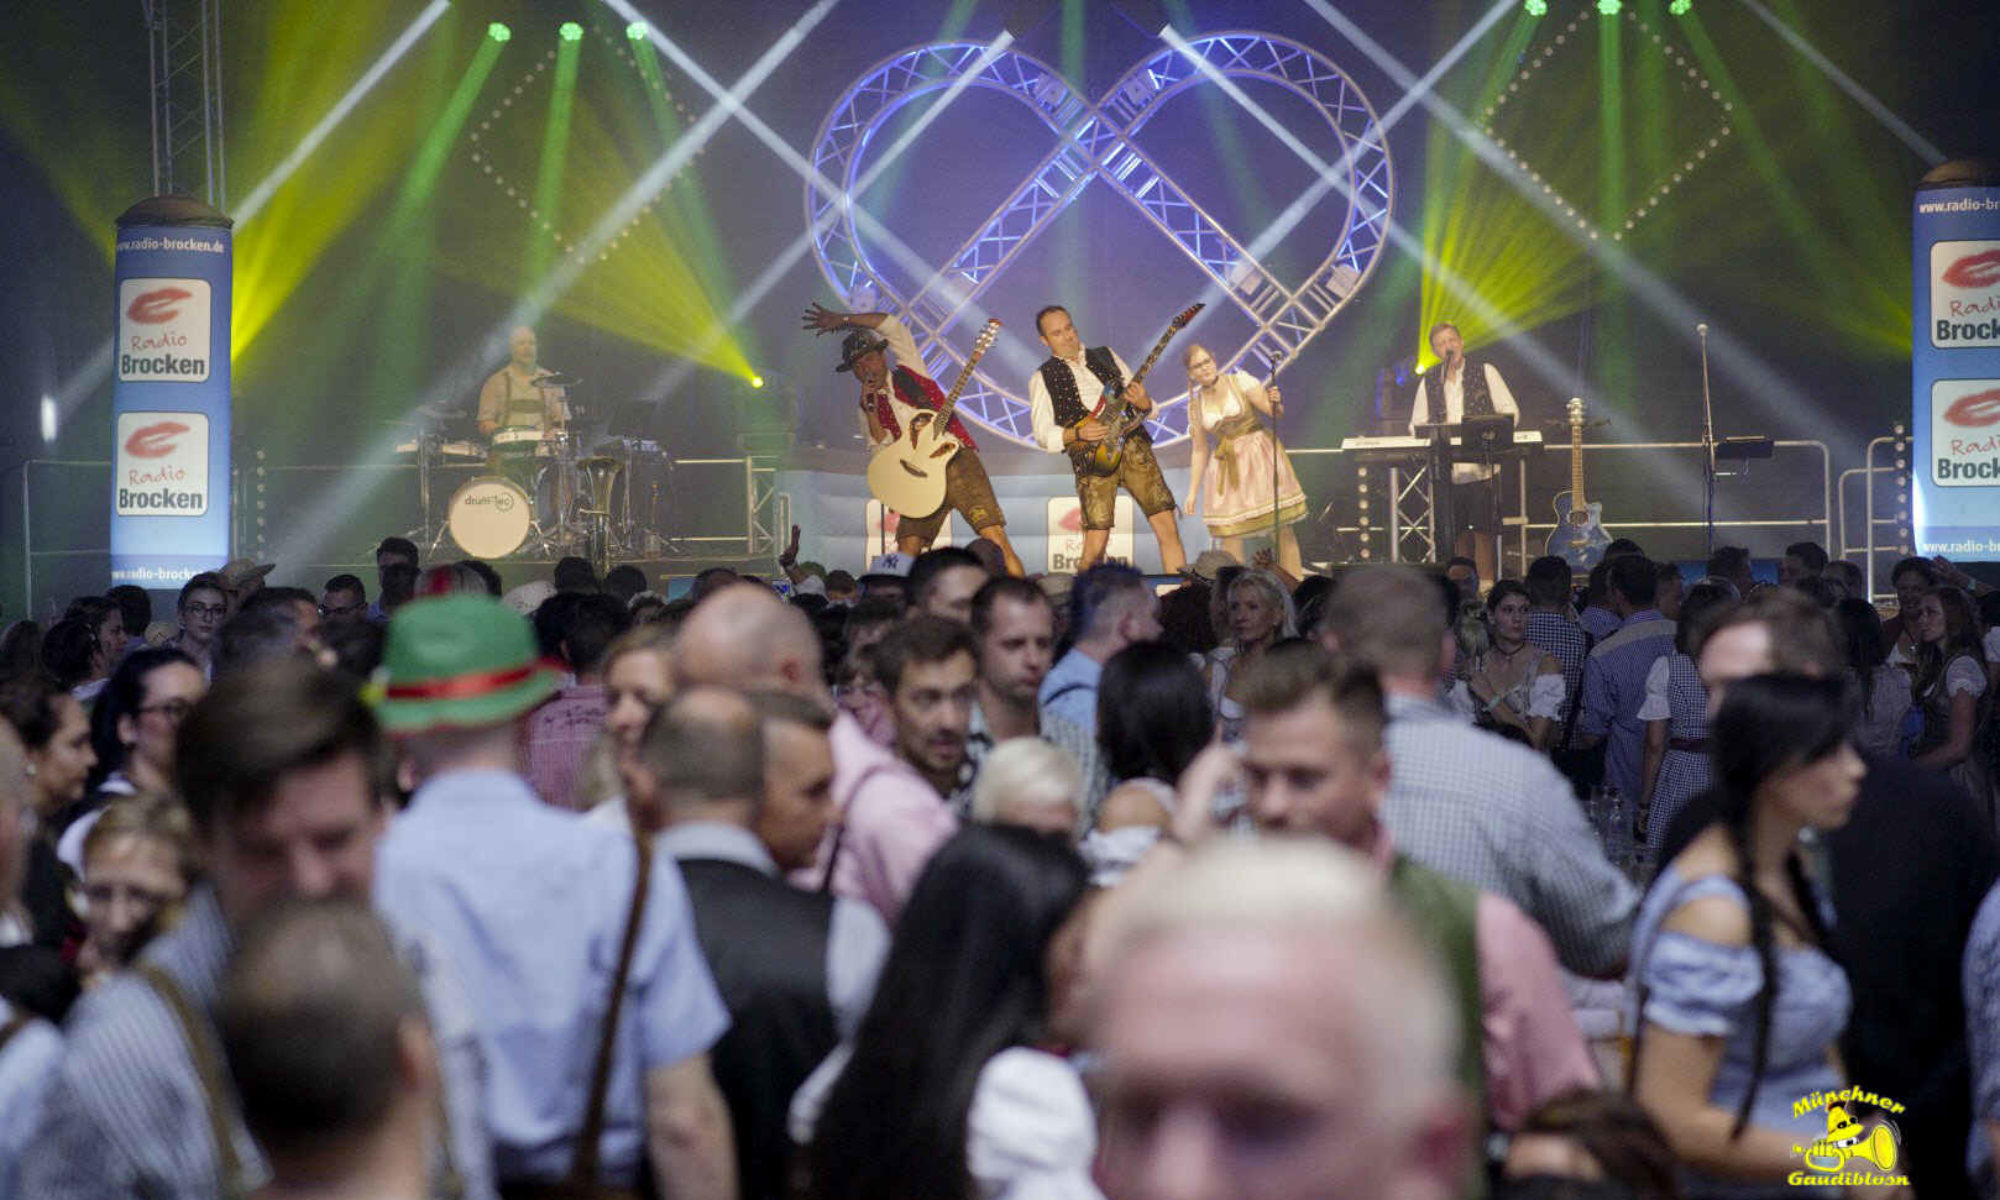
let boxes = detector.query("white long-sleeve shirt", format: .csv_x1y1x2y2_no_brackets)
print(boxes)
1028,350,1135,454
1409,361,1519,483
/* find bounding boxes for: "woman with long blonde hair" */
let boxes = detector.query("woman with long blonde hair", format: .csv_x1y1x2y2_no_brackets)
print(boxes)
1182,343,1307,574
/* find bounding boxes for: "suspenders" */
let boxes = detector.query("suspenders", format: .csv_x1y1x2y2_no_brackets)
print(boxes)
137,965,248,1200
138,960,466,1200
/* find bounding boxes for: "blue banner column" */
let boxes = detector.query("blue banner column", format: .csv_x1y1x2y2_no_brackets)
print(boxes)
1913,160,2000,560
110,194,234,589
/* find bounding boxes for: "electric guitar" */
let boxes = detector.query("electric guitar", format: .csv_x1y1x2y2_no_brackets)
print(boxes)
1070,303,1205,478
865,318,1002,519
1545,397,1613,569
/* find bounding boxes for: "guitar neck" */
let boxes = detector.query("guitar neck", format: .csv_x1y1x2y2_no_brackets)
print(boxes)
1124,327,1181,393
931,322,1000,429
1570,423,1587,506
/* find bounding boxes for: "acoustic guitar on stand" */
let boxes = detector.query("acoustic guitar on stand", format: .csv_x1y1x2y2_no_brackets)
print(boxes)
1070,303,1204,478
1545,397,1613,569
866,318,1002,519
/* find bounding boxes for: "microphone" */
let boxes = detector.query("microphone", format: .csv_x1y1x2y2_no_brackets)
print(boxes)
1696,323,1708,337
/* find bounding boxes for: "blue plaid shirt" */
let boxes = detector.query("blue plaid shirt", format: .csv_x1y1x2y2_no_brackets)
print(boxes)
1577,609,1677,800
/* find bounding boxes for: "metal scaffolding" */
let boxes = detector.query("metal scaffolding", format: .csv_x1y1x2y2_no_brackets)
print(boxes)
141,0,226,206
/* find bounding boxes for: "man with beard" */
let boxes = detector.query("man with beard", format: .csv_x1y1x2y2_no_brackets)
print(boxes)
965,577,1103,823
875,618,980,814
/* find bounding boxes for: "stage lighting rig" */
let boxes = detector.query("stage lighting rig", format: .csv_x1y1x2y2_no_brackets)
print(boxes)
1669,0,1692,12
1524,0,1547,14
1596,0,1621,14
558,21,583,42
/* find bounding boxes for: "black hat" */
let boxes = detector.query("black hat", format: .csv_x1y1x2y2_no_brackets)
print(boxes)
834,328,891,374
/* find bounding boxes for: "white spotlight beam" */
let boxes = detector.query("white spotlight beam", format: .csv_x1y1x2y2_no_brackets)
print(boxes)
1156,26,1592,407
1735,0,1945,166
234,0,454,225
1299,0,1832,447
1221,0,1515,282
613,14,1025,404
273,0,841,566
49,0,454,420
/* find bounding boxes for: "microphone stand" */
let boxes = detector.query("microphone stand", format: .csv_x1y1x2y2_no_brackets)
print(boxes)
1697,324,1717,557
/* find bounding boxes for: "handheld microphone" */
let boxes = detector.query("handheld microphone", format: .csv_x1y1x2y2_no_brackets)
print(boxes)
1696,323,1708,337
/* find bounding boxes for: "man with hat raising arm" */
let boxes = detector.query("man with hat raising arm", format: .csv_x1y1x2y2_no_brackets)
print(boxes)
805,301,1025,576
372,594,737,1200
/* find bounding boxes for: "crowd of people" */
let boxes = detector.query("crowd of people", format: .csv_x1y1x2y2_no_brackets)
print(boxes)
2,529,2000,1200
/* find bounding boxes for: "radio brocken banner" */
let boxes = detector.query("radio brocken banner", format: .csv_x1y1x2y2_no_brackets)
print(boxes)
111,196,233,587
1914,165,2000,559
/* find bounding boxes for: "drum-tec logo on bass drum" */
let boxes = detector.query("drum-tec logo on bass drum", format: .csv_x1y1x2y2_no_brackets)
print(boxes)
118,278,212,382
1932,242,2000,348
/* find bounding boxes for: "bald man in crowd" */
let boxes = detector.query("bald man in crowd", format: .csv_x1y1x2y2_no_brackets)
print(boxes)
476,325,568,437
675,585,955,924
217,901,437,1200
1093,838,1473,1200
641,688,888,1200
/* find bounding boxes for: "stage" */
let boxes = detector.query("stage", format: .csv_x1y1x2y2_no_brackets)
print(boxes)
1,0,1995,612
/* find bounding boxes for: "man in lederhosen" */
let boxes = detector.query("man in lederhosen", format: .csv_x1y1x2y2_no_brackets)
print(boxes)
1026,305,1187,574
806,302,1025,577
1410,320,1520,586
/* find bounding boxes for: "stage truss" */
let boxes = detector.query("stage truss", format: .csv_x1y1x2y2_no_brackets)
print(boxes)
808,32,1395,447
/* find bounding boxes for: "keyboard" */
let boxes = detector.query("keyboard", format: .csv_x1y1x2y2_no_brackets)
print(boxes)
1338,431,1544,452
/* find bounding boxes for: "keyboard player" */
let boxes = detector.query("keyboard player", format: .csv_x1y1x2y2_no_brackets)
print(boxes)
1410,321,1519,583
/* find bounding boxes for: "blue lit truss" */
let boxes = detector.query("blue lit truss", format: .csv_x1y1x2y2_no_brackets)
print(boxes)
808,33,1394,447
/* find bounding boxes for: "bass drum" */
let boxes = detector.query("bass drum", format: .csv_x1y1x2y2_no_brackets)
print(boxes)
446,475,533,559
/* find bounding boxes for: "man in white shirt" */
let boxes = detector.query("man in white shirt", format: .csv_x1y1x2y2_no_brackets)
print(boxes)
1409,321,1520,585
1028,305,1186,573
805,303,1024,575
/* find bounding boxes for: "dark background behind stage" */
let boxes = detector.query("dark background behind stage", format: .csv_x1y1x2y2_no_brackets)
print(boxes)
3,0,1996,610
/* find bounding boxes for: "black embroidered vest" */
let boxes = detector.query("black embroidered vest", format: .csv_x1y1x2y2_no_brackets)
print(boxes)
1420,356,1495,422
1039,348,1140,437
677,857,839,1200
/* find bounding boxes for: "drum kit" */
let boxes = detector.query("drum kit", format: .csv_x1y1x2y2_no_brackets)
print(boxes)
395,376,672,568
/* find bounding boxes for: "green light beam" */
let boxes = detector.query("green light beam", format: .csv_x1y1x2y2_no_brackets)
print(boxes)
527,32,583,283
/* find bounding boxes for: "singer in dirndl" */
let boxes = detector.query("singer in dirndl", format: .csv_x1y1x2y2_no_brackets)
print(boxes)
1181,343,1307,575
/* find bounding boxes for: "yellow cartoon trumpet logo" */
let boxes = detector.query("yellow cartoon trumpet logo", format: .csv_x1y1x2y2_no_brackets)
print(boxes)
1793,1104,1899,1175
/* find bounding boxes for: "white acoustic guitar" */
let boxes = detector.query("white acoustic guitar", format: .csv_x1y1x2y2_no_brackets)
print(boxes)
866,318,1002,519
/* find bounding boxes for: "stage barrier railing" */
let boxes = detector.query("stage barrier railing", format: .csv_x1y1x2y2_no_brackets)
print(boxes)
1834,433,1912,603
10,455,785,617
1289,439,1834,575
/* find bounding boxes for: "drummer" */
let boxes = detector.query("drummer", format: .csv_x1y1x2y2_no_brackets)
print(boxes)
477,325,569,437
478,325,568,494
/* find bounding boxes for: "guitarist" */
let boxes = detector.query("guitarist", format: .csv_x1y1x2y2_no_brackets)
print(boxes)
1409,320,1520,586
806,303,1024,576
1027,304,1187,574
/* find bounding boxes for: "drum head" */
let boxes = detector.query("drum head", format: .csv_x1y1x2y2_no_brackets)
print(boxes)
447,476,533,559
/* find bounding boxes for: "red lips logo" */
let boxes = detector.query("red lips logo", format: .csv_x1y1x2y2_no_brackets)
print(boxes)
1059,506,1084,532
1943,250,2000,291
1944,390,2000,429
126,287,192,325
124,421,190,458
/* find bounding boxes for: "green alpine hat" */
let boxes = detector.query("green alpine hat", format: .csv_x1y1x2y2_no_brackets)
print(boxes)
371,594,564,735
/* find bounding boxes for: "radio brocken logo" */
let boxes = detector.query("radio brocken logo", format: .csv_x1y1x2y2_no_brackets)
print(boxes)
118,278,211,382
115,411,209,516
1933,241,2000,349
1932,381,2000,487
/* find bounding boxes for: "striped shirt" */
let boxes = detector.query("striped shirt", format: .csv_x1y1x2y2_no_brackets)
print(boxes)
22,886,495,1200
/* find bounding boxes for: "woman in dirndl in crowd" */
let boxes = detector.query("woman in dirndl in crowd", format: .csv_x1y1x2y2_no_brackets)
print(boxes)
1182,344,1308,577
